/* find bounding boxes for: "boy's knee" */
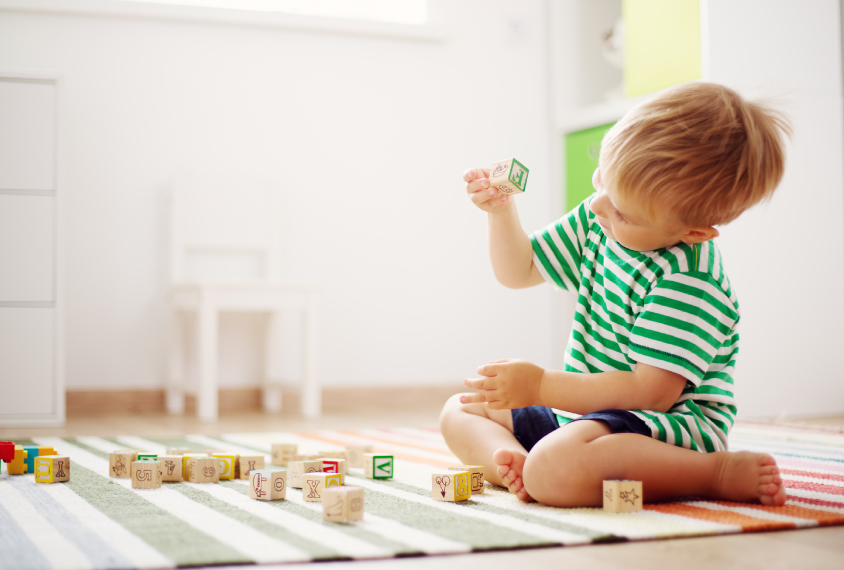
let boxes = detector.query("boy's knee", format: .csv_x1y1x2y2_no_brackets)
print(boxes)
439,393,465,433
522,431,590,506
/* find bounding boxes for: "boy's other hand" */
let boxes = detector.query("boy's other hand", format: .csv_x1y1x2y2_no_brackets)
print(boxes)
464,168,512,213
460,358,544,410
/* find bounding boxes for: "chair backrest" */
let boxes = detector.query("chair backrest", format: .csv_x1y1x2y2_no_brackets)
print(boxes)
169,172,281,284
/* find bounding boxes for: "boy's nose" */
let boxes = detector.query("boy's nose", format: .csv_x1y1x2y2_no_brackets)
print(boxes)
590,192,608,218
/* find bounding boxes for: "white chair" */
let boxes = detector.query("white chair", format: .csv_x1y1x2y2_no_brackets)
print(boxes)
166,172,320,422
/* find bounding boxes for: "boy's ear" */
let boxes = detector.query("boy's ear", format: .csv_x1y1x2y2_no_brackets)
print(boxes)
681,226,720,245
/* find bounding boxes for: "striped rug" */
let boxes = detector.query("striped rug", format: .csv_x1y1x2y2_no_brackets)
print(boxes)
1,421,842,569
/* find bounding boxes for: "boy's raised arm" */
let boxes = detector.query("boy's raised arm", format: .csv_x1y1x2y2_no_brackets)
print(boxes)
464,168,544,289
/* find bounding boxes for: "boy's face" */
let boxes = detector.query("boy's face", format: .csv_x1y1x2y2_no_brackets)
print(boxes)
590,168,690,252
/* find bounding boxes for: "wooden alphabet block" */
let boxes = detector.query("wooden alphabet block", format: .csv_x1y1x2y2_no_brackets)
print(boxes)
188,457,219,484
235,455,265,479
302,472,342,502
603,480,643,513
449,465,485,494
345,445,374,468
292,453,324,463
323,486,364,523
181,454,209,481
318,450,349,461
321,458,348,483
166,448,192,455
270,444,298,466
131,460,162,489
432,471,470,502
34,456,70,483
6,446,28,475
109,451,139,478
137,454,158,461
249,469,287,501
364,454,394,479
158,455,182,482
489,158,529,196
211,453,236,480
288,460,323,488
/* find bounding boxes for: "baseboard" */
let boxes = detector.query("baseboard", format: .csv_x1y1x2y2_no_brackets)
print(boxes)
66,385,464,417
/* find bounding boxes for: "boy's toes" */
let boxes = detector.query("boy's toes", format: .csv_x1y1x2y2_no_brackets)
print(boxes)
493,449,514,467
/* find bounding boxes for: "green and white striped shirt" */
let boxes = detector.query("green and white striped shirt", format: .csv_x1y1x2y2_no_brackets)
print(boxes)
531,197,739,452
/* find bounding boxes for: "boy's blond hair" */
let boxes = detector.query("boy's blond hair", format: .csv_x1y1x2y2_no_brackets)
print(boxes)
599,82,792,228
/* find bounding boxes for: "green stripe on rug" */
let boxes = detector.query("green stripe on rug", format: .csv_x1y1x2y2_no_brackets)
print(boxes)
59,440,250,567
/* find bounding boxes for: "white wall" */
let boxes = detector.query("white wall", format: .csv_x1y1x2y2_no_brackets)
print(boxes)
0,1,560,391
706,0,844,418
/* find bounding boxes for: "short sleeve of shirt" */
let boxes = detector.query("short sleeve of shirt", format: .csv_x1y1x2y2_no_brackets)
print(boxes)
628,271,740,386
530,196,593,293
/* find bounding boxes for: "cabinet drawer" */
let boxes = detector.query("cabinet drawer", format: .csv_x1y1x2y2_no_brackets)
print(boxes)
0,195,54,302
0,79,56,191
0,307,54,416
564,122,615,213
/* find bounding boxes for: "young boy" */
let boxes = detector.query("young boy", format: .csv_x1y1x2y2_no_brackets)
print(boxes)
440,82,791,508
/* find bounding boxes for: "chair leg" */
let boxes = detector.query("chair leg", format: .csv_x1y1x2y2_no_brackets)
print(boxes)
197,293,219,422
166,310,186,414
301,294,321,419
263,311,283,413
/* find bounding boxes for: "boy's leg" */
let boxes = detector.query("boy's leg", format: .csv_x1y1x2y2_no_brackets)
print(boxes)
497,420,785,507
439,394,527,491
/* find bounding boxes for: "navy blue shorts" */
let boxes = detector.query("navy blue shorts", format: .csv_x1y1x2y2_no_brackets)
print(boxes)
511,406,652,452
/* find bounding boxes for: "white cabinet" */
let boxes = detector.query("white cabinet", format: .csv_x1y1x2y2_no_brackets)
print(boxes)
0,72,64,426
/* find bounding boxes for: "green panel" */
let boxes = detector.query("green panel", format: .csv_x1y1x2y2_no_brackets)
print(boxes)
623,0,701,97
564,122,615,213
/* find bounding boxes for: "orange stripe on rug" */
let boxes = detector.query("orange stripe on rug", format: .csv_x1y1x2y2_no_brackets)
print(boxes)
706,501,844,525
644,503,794,531
295,431,458,469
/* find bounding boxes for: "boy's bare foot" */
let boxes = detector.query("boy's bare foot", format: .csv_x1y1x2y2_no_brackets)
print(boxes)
493,448,535,503
712,451,787,506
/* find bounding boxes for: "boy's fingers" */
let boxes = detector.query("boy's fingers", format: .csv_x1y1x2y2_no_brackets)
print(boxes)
464,377,487,390
463,167,491,183
477,363,500,376
458,392,487,405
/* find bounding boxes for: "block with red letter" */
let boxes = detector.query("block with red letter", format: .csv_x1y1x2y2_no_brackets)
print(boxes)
603,480,643,513
249,469,287,501
131,460,162,489
321,458,348,483
34,456,71,483
323,486,364,523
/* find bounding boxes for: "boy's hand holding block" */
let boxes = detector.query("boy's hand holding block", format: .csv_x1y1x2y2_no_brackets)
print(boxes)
211,453,236,480
157,455,182,482
489,158,529,196
110,451,139,479
34,456,70,483
288,460,323,488
236,455,265,479
302,472,342,502
363,454,394,479
345,445,374,468
449,465,485,494
132,460,162,489
188,457,219,484
323,486,364,523
271,444,298,466
603,480,643,513
432,471,470,502
250,469,287,501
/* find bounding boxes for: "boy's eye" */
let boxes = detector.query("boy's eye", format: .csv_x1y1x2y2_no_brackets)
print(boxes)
614,210,627,223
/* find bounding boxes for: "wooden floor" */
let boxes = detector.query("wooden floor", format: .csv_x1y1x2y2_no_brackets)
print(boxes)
2,408,843,570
